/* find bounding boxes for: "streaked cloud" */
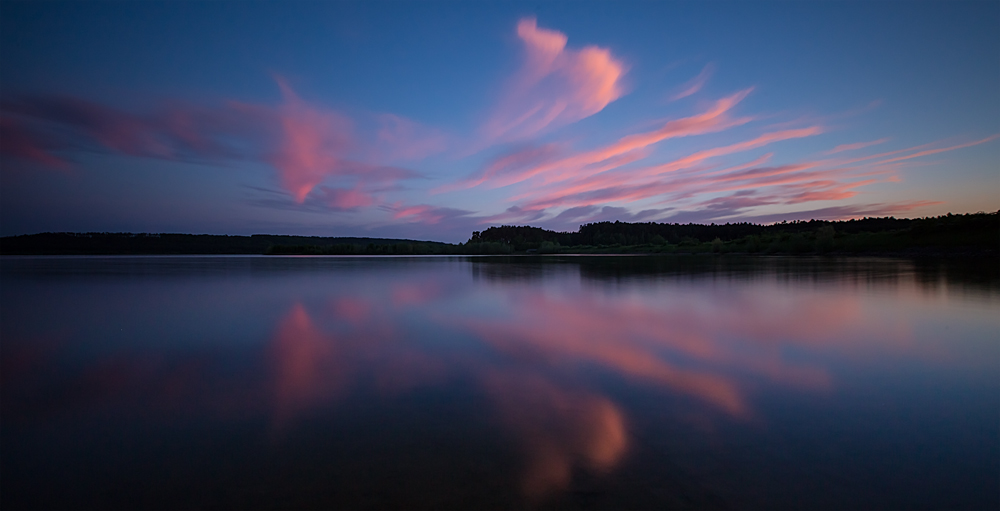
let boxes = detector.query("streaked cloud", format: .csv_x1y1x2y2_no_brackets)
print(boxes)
0,79,425,210
731,200,945,224
391,204,474,225
457,89,753,192
512,126,824,212
874,134,1000,165
669,62,715,101
822,137,889,155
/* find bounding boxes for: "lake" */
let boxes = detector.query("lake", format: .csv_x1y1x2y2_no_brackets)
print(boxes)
1,255,997,510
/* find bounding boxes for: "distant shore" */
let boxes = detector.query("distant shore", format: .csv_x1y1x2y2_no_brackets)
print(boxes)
2,211,996,257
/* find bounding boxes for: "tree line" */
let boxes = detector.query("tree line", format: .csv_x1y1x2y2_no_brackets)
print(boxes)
0,233,448,255
466,211,999,254
2,211,995,256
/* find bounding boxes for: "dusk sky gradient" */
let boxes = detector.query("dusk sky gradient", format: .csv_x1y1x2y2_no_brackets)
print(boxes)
2,1,997,242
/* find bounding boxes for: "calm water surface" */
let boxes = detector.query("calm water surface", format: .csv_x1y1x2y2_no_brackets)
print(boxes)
1,255,997,510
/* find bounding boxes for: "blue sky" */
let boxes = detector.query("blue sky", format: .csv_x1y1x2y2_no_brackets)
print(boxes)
2,1,997,242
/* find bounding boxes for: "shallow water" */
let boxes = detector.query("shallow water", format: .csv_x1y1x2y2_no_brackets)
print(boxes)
1,255,997,510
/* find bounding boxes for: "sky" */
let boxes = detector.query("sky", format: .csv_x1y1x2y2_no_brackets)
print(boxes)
1,1,997,242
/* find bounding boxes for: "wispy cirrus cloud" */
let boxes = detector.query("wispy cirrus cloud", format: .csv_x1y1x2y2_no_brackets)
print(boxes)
466,74,998,230
540,205,673,231
512,126,824,212
669,62,715,101
873,134,1000,165
727,200,945,224
822,137,889,155
391,204,474,225
480,18,627,144
436,142,563,193
453,89,754,192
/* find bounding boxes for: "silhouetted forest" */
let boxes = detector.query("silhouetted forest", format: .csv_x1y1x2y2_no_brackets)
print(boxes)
0,233,448,255
2,211,996,256
466,211,999,255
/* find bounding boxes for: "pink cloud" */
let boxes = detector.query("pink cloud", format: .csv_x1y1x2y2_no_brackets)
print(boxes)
515,126,823,211
477,205,550,226
455,86,986,227
670,62,715,101
642,127,824,177
0,80,426,210
735,200,944,224
1,96,174,160
480,18,627,143
458,89,753,192
317,187,376,210
438,142,563,193
265,79,356,202
536,89,755,184
822,135,992,169
822,137,889,155
781,179,875,204
392,204,473,225
874,134,1000,165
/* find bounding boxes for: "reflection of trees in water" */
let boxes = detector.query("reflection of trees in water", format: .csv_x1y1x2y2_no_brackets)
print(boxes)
470,257,566,284
469,255,999,295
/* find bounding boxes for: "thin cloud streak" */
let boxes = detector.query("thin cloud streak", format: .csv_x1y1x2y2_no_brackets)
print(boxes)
391,204,474,225
822,138,889,155
489,123,998,227
731,200,945,224
875,134,1000,165
515,127,824,212
670,63,715,101
455,89,754,192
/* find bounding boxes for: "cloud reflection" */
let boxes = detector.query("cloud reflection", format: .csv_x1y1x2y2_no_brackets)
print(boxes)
5,258,985,500
484,371,627,497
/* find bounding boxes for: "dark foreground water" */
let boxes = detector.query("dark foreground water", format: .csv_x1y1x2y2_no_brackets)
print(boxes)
1,255,997,510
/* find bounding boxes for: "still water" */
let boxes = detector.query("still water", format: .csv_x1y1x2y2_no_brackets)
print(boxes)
1,255,997,510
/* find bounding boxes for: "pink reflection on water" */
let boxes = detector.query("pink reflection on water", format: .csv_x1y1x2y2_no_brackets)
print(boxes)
484,371,627,497
456,288,840,417
331,296,373,325
265,296,630,496
271,303,344,429
258,271,924,497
